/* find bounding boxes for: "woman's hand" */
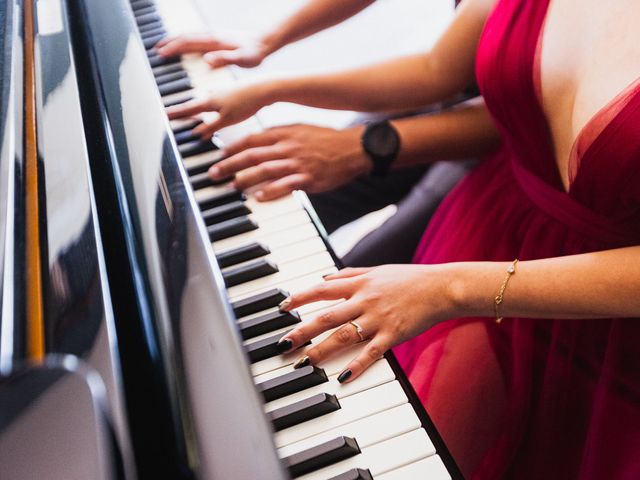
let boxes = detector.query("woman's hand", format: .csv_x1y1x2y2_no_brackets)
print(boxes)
209,124,372,200
155,34,270,69
165,84,269,138
277,265,460,383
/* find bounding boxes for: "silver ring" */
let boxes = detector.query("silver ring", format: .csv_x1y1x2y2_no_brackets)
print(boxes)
349,320,366,342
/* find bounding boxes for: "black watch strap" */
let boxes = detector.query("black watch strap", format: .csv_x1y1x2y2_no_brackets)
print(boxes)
361,120,400,177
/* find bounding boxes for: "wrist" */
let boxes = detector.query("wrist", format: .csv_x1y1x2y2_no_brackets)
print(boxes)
343,125,373,176
259,31,286,57
251,80,282,107
446,262,505,318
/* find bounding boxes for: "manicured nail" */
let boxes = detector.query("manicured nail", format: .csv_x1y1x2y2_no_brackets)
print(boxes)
276,338,293,354
293,356,310,369
337,369,352,384
278,297,291,312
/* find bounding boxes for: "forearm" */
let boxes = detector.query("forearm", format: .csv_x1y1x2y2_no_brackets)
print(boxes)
261,0,375,55
447,247,640,320
392,98,501,167
254,54,454,112
254,0,491,112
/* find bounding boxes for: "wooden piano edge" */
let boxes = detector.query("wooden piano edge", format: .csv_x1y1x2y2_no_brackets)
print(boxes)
295,191,465,480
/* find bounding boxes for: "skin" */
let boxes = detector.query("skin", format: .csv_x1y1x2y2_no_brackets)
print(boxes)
159,0,640,474
156,0,375,68
165,0,640,376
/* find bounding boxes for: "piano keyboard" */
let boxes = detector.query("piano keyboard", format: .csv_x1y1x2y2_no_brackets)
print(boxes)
128,0,456,478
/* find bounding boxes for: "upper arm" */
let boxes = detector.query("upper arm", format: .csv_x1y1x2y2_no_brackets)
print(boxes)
424,0,498,96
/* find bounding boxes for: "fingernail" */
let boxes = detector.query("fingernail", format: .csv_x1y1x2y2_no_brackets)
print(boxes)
278,297,291,312
209,166,220,178
293,356,310,369
276,338,293,354
337,369,352,384
322,273,332,280
255,190,265,201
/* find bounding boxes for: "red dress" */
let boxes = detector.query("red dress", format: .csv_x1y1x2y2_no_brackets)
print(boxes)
394,0,640,478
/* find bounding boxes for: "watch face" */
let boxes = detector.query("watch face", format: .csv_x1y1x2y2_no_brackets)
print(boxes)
366,121,400,157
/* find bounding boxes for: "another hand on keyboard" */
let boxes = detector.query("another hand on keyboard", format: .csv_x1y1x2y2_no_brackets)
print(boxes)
156,33,269,69
276,265,457,383
209,124,372,201
165,83,266,137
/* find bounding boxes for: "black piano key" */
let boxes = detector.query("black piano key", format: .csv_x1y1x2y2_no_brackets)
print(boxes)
245,329,309,364
189,171,225,190
238,309,300,340
171,119,202,135
141,26,167,41
173,127,200,145
231,288,288,318
143,34,166,50
223,258,278,288
197,188,244,211
138,19,164,34
216,241,267,268
149,54,180,69
136,12,161,27
179,139,217,158
208,216,257,242
153,62,185,77
164,94,194,108
134,5,156,18
158,77,192,97
257,365,327,403
268,393,340,432
131,0,155,9
155,70,189,88
203,201,252,227
327,469,374,480
283,436,360,478
245,330,289,364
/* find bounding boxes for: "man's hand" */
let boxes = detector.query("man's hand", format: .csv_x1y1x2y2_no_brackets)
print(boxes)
209,125,372,200
155,34,270,69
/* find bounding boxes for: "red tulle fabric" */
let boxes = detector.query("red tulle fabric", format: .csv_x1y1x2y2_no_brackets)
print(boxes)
393,0,640,478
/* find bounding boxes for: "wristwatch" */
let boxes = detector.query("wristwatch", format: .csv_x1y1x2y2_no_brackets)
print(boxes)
361,120,401,177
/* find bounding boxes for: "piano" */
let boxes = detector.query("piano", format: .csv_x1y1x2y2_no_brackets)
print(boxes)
0,0,463,479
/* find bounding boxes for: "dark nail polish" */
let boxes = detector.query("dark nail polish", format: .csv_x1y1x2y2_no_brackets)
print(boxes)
337,369,352,384
276,338,293,354
278,297,291,312
293,355,310,369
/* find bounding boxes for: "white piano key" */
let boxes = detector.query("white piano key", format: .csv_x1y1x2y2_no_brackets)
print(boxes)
169,117,201,132
274,381,408,448
162,88,200,106
277,404,421,458
230,264,336,304
296,429,436,480
262,359,396,412
220,235,327,271
226,251,335,298
377,454,452,480
193,182,235,203
243,194,304,220
182,148,224,172
213,214,316,251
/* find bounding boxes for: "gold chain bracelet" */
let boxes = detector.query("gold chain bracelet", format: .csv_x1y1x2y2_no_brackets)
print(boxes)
494,259,519,324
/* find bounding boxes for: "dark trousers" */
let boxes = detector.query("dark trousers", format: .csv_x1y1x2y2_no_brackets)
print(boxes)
309,159,477,267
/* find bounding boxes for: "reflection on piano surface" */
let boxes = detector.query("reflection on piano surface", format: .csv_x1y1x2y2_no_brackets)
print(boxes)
0,0,463,478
